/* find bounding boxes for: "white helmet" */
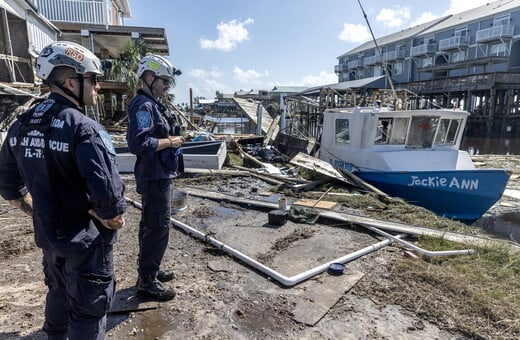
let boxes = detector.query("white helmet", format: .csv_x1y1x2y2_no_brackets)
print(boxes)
36,41,103,81
137,54,178,79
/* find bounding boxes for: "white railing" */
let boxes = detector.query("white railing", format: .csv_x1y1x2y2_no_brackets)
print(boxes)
439,36,469,51
410,44,436,57
334,64,349,73
383,50,405,61
348,60,362,69
364,55,382,66
476,25,515,43
33,0,109,25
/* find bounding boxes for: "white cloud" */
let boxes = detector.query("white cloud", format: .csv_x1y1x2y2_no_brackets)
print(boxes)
376,6,411,28
338,23,371,43
200,18,254,51
443,0,492,15
410,11,438,27
184,78,232,100
233,66,269,84
189,67,223,79
300,71,337,86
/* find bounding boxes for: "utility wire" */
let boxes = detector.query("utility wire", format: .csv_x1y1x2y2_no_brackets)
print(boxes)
357,0,397,99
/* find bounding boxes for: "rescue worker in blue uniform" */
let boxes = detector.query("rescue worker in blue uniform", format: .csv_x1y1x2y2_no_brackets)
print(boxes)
0,41,126,340
127,54,184,302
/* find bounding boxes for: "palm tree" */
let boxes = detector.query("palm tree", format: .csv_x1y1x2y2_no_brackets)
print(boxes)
108,40,150,97
109,40,182,125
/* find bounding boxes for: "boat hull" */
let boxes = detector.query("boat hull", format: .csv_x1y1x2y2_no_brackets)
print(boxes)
355,169,510,221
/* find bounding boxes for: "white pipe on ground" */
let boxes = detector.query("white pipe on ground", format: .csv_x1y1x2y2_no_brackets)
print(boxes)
126,197,404,287
359,223,475,256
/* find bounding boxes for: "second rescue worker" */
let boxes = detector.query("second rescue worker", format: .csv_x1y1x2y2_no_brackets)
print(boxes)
126,54,184,301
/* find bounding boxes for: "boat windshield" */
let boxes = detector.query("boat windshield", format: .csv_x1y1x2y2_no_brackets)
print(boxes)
374,116,462,148
434,118,462,145
406,116,439,148
374,117,409,145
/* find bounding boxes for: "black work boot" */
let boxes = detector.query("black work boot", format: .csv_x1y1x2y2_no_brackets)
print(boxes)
137,276,176,301
157,269,175,283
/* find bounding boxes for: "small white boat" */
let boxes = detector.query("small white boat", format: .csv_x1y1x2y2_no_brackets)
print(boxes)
319,107,510,221
115,140,227,173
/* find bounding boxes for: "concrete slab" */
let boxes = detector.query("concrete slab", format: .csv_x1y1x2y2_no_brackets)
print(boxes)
292,270,365,326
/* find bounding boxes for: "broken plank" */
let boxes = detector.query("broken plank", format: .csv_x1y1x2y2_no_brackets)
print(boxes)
293,199,337,209
293,271,364,326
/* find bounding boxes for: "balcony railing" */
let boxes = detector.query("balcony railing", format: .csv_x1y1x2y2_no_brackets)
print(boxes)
33,0,109,25
364,55,382,66
334,64,349,73
347,60,363,69
476,25,515,43
439,36,469,51
383,50,405,61
410,44,436,57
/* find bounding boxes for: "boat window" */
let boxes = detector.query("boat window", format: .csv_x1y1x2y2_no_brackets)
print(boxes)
434,118,461,145
375,118,391,144
388,117,408,144
406,116,439,148
335,118,350,144
375,117,409,145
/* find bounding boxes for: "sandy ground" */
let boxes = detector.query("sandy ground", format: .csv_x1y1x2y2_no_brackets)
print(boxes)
0,157,518,339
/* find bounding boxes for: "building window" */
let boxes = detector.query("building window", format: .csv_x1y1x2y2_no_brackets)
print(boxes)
455,27,468,37
422,57,433,68
490,42,507,56
494,14,510,26
451,50,466,62
393,62,403,75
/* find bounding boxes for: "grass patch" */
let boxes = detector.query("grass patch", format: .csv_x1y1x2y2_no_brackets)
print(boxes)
404,240,518,338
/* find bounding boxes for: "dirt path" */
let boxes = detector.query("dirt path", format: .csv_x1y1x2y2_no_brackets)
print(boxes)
0,174,478,339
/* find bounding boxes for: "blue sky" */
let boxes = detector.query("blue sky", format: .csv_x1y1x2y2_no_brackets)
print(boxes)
125,0,492,105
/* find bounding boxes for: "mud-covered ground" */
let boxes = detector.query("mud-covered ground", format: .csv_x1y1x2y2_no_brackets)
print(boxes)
0,156,519,339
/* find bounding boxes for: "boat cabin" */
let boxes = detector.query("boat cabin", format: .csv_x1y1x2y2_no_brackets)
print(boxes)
320,108,475,172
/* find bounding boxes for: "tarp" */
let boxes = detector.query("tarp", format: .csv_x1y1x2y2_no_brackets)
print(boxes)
296,76,389,96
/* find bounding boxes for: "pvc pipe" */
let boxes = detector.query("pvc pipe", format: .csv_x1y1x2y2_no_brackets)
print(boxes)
126,197,403,287
359,223,475,257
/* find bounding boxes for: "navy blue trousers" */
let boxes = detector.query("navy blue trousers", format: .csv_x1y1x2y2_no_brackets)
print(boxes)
42,244,115,340
136,178,172,278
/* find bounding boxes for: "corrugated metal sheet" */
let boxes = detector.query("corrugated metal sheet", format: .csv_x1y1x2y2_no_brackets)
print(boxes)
271,86,308,93
298,75,388,95
233,97,273,134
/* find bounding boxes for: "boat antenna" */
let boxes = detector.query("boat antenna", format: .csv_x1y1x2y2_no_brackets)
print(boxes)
357,0,397,100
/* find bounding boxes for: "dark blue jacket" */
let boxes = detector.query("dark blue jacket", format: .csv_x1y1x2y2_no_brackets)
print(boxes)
126,89,179,181
0,93,126,257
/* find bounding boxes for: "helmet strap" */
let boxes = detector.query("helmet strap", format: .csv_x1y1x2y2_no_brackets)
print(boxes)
54,74,85,107
143,76,160,99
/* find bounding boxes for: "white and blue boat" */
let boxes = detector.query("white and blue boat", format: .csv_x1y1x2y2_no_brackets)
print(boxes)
319,107,510,221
